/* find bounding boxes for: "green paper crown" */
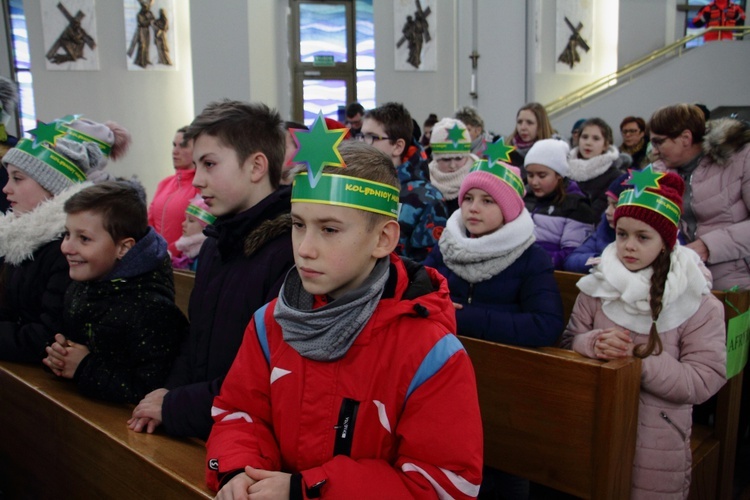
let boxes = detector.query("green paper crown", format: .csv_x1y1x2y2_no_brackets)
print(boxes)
469,159,525,199
186,203,216,226
291,172,399,218
617,165,680,226
15,138,87,183
28,117,112,157
617,189,680,227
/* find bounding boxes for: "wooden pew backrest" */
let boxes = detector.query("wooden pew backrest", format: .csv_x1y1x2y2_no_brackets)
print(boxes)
461,338,641,500
0,361,213,499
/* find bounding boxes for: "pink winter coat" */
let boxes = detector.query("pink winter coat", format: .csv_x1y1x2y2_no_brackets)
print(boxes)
561,292,726,499
147,169,199,256
688,118,750,291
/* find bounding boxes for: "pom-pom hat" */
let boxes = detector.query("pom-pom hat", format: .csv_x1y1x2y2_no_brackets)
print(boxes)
614,166,684,249
459,160,525,223
524,138,570,177
2,116,131,195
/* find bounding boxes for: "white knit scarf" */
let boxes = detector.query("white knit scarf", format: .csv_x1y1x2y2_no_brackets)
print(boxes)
577,244,710,334
567,146,620,182
428,155,476,201
0,182,90,265
439,208,536,283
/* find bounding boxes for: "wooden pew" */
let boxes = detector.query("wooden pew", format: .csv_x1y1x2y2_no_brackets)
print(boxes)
552,270,749,500
460,338,641,499
173,268,195,318
0,361,213,499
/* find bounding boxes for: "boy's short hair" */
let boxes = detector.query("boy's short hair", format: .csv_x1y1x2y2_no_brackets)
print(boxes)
184,100,286,188
64,181,148,242
364,102,414,146
648,104,706,144
345,102,365,119
321,141,399,231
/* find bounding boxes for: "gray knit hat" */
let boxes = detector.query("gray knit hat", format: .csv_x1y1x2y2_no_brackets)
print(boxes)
2,117,131,195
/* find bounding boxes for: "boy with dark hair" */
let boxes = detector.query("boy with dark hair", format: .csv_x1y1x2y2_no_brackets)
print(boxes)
344,101,365,136
206,135,483,498
44,181,188,404
129,100,295,439
361,102,448,262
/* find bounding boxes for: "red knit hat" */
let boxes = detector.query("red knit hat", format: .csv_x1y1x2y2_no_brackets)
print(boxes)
459,160,526,223
614,168,684,249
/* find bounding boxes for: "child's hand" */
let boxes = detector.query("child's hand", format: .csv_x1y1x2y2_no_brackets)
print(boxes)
128,388,169,433
452,302,463,310
594,328,632,360
245,466,291,499
43,334,89,378
216,470,258,500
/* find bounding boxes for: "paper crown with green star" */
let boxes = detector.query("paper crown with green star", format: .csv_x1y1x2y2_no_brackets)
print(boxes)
615,165,685,248
27,115,113,157
290,113,399,218
430,118,472,155
483,138,516,165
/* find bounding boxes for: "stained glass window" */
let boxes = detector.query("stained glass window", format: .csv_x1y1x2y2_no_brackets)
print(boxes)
8,0,35,133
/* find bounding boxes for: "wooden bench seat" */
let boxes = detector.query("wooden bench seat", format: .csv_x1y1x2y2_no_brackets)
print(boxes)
0,360,213,499
460,338,641,499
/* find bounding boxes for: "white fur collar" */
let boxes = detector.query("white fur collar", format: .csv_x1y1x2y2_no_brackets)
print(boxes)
567,146,620,182
0,182,91,265
175,232,208,259
576,244,710,334
439,208,536,283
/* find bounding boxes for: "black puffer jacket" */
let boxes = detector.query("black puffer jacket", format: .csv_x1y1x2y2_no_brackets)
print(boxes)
65,229,188,404
162,186,295,439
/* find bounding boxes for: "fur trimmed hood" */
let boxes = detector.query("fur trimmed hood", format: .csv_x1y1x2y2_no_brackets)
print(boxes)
703,117,750,166
244,213,292,257
0,182,91,265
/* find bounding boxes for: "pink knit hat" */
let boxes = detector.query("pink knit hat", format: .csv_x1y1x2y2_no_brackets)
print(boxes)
458,160,526,222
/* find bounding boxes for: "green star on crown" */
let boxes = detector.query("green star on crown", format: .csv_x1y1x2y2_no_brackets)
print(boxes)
483,138,516,165
27,121,66,148
627,164,665,197
446,124,466,148
292,113,347,188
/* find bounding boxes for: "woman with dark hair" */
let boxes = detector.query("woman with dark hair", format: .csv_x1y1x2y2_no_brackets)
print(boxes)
649,103,750,290
619,116,649,169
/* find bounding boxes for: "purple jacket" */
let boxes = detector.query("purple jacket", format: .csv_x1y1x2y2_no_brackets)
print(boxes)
162,187,294,439
524,184,597,270
563,213,615,273
561,292,726,497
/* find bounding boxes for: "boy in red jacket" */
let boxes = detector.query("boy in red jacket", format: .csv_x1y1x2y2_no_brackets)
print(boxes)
206,120,483,499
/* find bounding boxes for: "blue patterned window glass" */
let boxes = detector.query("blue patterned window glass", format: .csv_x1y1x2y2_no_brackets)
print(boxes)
299,4,348,63
300,0,375,124
303,79,347,125
9,0,36,133
355,0,375,111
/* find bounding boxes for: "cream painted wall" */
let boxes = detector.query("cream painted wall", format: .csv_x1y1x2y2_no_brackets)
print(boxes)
22,0,195,202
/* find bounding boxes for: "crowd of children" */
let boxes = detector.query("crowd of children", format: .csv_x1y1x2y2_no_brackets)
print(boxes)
0,96,742,499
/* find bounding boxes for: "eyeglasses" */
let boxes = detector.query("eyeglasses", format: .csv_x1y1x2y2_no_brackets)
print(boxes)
356,133,390,145
649,135,672,148
621,128,641,135
436,156,468,164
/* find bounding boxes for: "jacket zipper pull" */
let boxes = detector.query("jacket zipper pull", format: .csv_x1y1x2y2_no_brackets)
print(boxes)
660,411,687,440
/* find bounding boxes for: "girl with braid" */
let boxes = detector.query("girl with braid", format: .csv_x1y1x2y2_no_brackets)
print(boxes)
561,167,726,498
